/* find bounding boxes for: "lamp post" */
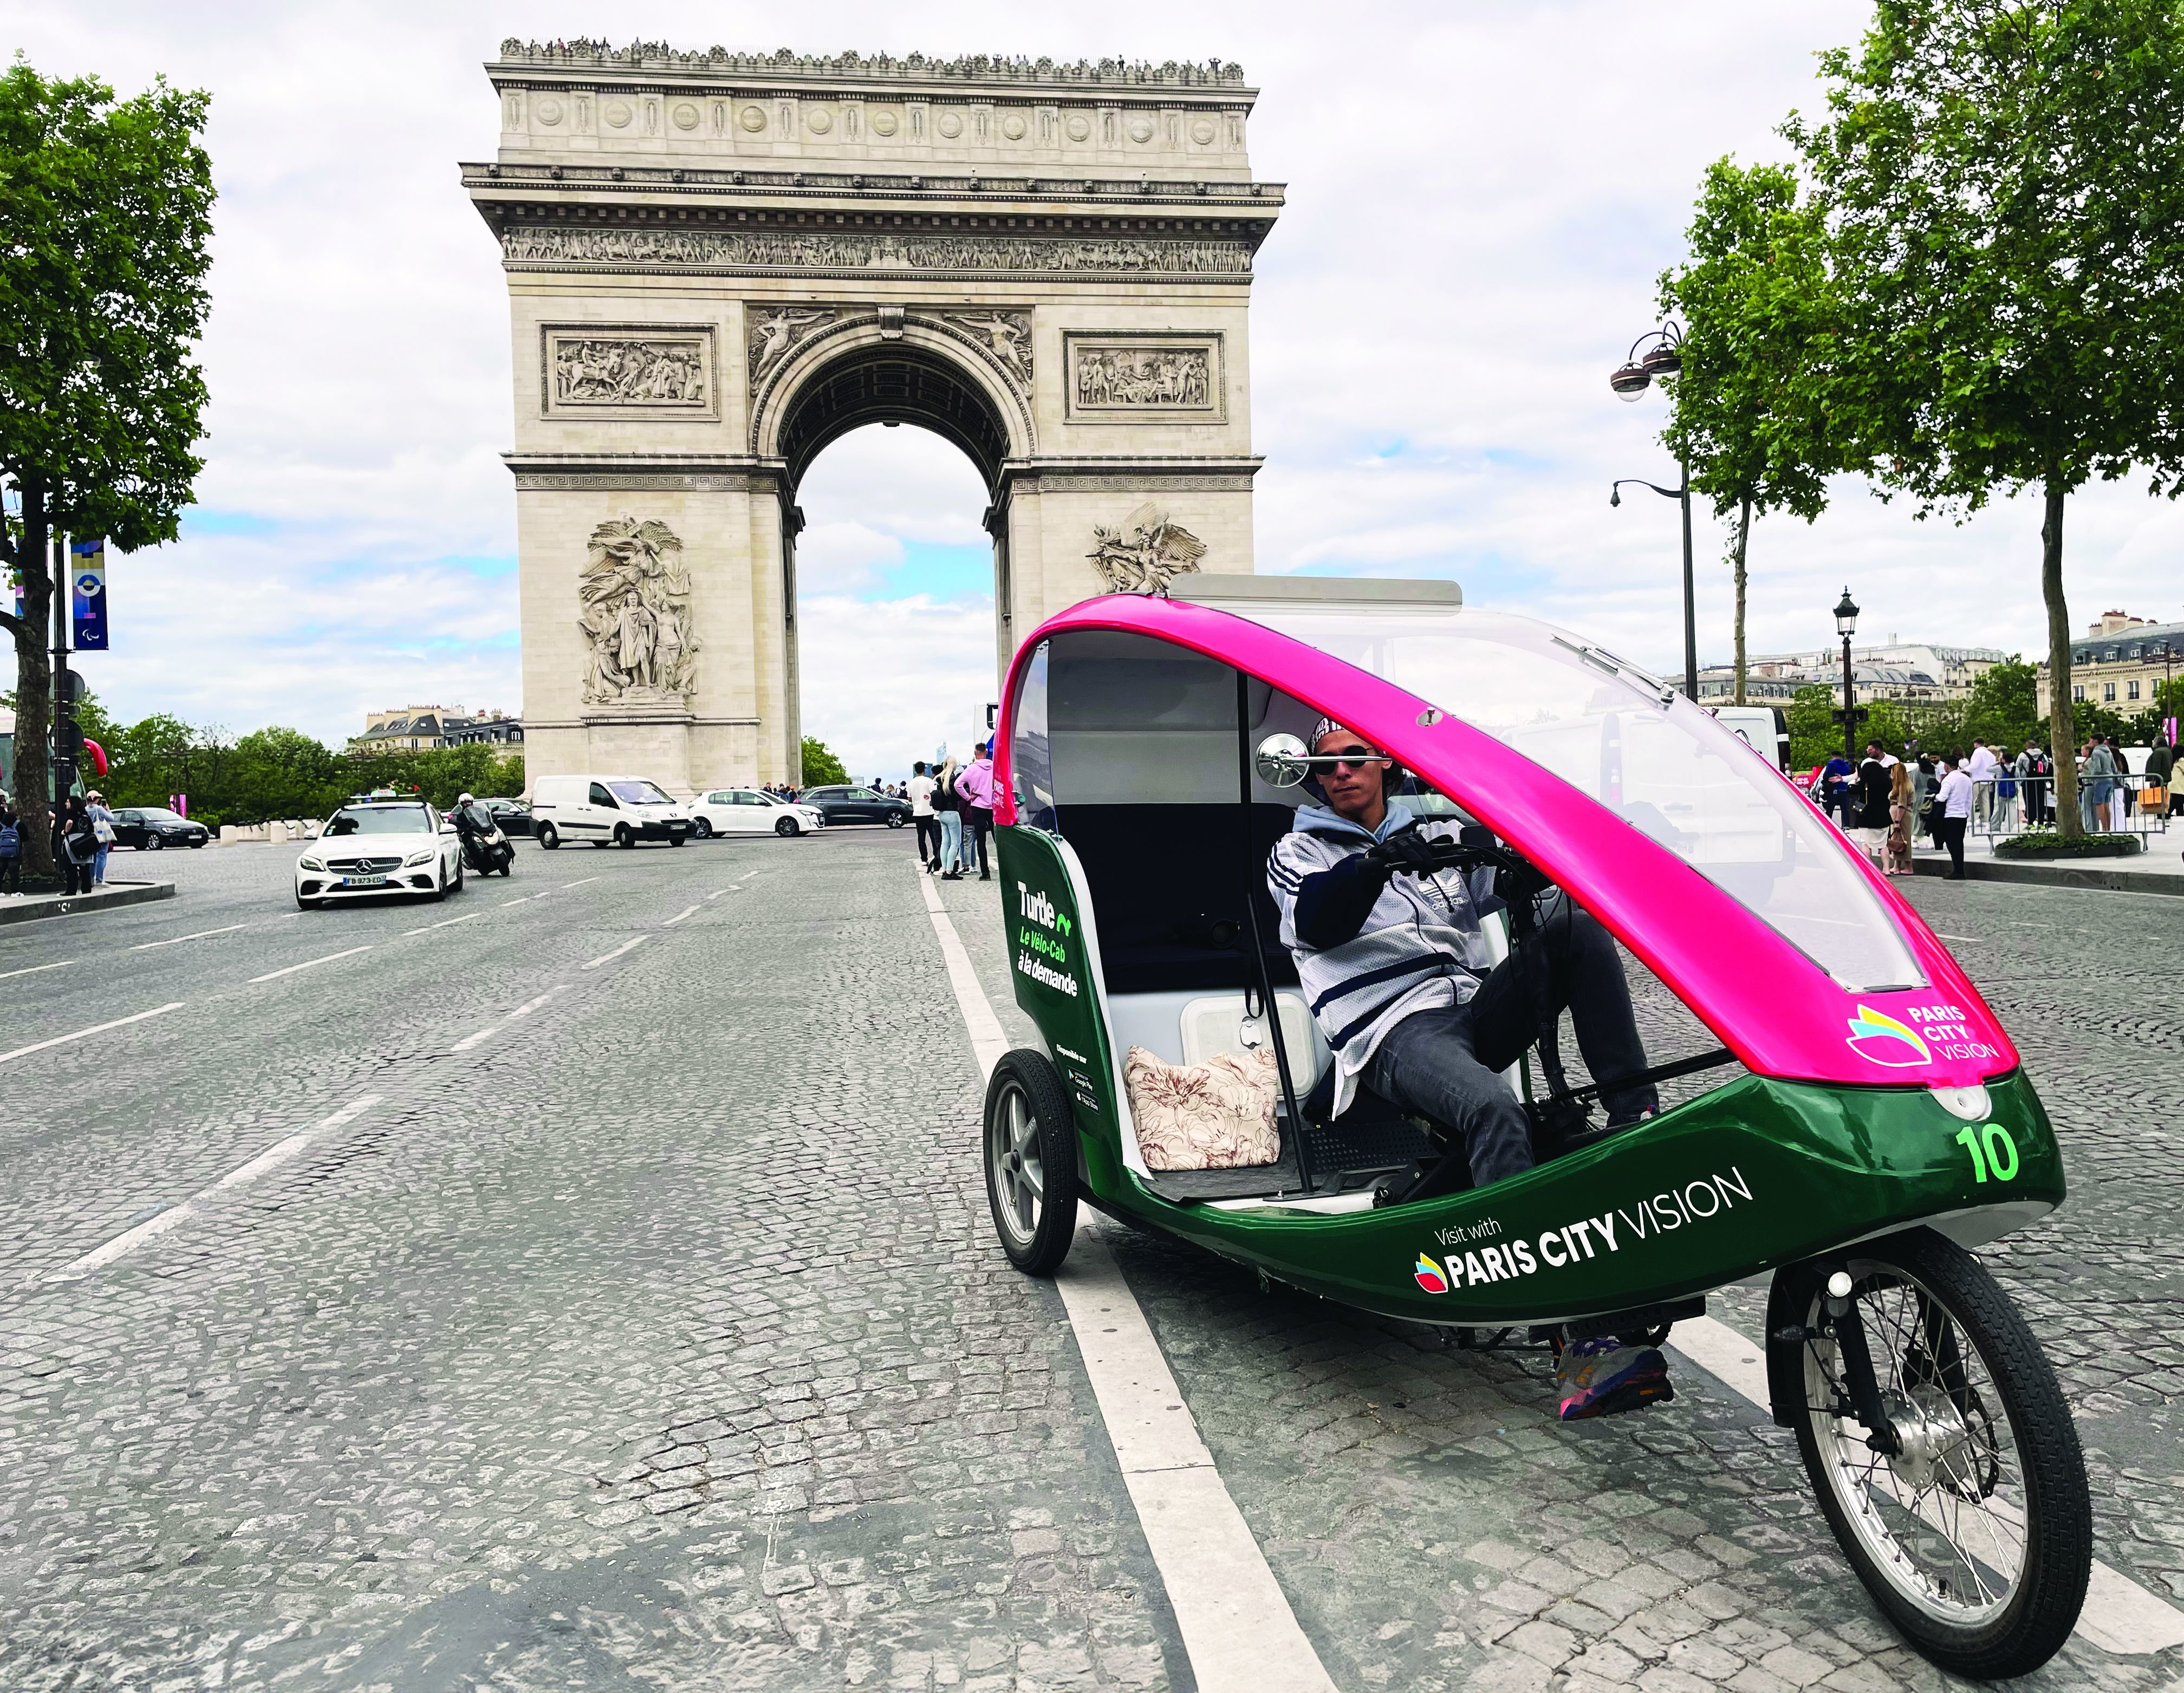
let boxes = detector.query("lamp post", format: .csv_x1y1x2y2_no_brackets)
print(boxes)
1832,587,1866,768
1608,322,1697,702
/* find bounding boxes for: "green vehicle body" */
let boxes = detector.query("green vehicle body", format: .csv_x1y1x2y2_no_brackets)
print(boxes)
997,823,2063,1326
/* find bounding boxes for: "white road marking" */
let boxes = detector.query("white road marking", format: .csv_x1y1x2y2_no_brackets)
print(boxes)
663,903,700,927
45,1094,381,1281
706,888,733,901
915,869,1336,1692
129,924,249,951
581,935,647,971
0,1001,186,1066
1673,1315,2184,1655
561,877,600,889
737,869,760,883
451,985,569,1052
402,911,482,936
0,959,77,981
249,945,370,984
499,893,548,907
1935,933,1981,943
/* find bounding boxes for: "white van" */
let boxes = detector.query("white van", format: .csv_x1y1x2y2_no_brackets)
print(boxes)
1708,705,1791,771
531,774,693,849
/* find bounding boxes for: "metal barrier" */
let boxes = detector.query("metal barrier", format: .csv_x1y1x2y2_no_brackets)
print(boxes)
1801,769,2174,845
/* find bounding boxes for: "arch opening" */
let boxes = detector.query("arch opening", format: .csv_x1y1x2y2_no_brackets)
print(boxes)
776,341,1015,496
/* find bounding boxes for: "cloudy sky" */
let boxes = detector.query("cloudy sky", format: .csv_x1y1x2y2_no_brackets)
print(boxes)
12,1,2183,779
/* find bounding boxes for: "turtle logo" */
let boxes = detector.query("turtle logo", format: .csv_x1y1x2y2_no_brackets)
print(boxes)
1413,1253,1450,1294
1844,1005,1932,1069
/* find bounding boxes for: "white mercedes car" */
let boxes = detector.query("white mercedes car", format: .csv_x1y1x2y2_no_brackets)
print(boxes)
295,799,465,909
687,786,827,838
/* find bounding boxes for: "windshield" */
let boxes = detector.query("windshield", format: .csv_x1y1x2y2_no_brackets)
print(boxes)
607,780,673,805
1233,602,1923,993
139,809,187,823
324,806,432,836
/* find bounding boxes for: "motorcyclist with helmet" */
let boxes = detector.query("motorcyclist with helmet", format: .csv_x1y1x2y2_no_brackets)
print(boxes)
452,792,515,877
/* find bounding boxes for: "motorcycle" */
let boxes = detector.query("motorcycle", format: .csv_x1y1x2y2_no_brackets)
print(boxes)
457,810,515,877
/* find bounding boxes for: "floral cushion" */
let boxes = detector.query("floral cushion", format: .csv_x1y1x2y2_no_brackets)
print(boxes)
1124,1045,1282,1171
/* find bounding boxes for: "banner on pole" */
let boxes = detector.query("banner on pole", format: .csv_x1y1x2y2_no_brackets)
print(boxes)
70,537,108,650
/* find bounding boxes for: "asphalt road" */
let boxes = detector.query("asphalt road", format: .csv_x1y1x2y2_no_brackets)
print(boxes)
0,832,2179,1692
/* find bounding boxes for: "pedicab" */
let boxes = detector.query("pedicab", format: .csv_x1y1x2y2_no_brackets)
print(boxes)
979,575,2090,1679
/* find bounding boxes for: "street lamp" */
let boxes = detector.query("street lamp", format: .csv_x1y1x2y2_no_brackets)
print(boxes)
1608,322,1697,701
1833,586,1866,768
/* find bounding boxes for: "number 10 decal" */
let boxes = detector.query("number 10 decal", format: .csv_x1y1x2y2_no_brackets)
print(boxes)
1955,1122,2020,1183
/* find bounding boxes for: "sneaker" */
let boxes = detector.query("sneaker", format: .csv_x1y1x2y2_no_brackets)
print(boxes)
1557,1336,1673,1421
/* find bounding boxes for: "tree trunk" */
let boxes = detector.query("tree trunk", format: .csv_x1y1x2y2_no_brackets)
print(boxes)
2042,479,2081,840
9,479,57,877
1731,494,1752,708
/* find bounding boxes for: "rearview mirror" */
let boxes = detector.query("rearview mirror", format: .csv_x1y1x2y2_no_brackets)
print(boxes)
1254,732,1311,787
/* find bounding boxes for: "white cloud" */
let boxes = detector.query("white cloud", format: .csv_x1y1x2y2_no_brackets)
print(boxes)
12,0,2181,762
796,594,999,782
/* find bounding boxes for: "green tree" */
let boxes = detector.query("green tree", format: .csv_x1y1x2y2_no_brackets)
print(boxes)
1785,683,1842,769
1787,0,2184,838
801,734,848,788
1962,659,2041,753
1659,160,1837,705
0,62,214,870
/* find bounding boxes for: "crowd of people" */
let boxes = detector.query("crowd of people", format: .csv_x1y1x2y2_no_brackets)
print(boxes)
0,790,119,897
905,741,997,881
1814,733,2178,878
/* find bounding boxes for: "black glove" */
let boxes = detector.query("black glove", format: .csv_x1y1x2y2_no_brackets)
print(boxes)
1367,829,1445,876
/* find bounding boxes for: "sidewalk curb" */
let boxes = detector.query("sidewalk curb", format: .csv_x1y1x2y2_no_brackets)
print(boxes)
1913,856,2184,896
0,880,177,927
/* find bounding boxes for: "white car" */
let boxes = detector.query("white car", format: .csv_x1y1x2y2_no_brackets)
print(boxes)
689,787,827,838
295,800,464,909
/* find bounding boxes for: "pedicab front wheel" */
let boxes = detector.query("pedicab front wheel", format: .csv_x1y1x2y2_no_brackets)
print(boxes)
982,1050,1080,1276
1786,1228,2090,1680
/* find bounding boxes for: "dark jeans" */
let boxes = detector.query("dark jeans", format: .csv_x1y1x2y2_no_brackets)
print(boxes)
966,807,992,876
1367,906,1657,1189
914,816,940,867
0,854,18,895
61,854,90,895
1938,815,1968,876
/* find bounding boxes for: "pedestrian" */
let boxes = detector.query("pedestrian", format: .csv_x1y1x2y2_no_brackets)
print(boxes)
84,790,115,885
1936,756,1973,879
1856,745,1892,864
2014,740,2046,828
0,798,21,897
1821,750,1855,828
2149,736,2177,819
1967,738,1999,830
907,760,940,871
54,795,96,896
955,740,997,881
1886,761,1916,877
933,755,965,880
2083,735,2118,832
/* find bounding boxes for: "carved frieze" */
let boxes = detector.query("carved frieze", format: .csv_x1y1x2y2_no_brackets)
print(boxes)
747,307,838,388
1086,503,1207,594
1067,333,1223,421
542,327,716,419
503,226,1252,277
578,517,699,707
941,310,1032,385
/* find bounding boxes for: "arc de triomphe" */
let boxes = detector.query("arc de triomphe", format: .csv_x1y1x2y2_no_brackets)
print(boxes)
463,40,1282,791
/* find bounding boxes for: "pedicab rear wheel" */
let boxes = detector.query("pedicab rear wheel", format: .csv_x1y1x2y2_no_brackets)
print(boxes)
1786,1228,2090,1679
983,1050,1079,1275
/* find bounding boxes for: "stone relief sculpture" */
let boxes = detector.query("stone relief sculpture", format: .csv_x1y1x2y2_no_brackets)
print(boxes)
1086,503,1208,594
504,227,1253,276
946,311,1033,383
1074,345,1213,409
578,517,699,705
550,336,709,407
748,307,833,386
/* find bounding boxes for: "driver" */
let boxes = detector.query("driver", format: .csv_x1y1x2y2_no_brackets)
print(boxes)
452,792,487,837
1267,719,1668,1419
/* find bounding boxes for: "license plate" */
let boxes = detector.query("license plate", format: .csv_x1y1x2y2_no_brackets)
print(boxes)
340,874,388,887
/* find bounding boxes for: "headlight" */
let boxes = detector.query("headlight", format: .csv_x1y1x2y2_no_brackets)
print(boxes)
403,849,435,867
300,856,325,872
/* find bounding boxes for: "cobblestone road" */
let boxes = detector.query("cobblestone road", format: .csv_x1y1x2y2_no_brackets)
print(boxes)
0,836,2178,1692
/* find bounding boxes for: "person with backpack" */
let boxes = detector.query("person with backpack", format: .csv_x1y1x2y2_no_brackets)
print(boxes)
0,799,22,897
2014,740,2048,828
